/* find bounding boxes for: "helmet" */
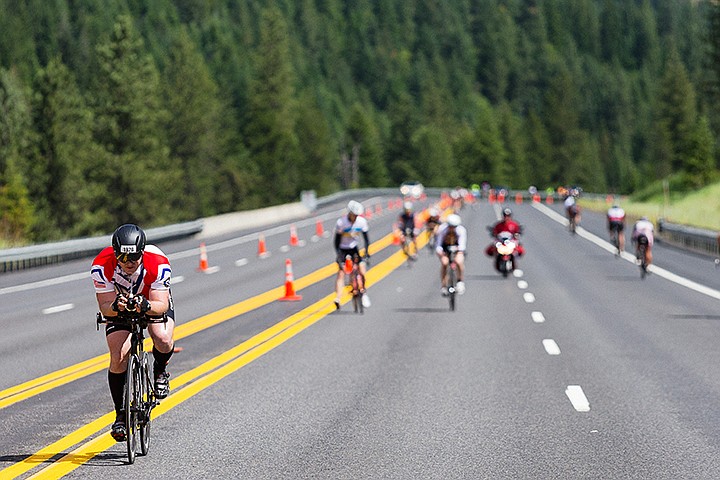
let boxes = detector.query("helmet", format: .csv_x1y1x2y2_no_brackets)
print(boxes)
403,201,413,211
347,200,364,216
112,224,146,262
447,214,461,227
503,208,512,217
428,207,439,217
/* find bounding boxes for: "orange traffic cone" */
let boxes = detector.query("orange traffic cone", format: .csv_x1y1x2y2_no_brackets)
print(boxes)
365,209,373,220
279,258,302,301
315,219,325,238
258,234,270,258
198,242,209,271
289,225,299,247
546,195,554,204
393,229,401,245
515,193,523,204
375,204,382,215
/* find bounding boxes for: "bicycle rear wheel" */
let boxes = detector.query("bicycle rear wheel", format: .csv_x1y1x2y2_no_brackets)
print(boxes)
448,266,456,311
124,355,139,464
138,351,153,456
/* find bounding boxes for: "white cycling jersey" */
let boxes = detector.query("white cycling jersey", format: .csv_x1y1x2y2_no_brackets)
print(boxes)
435,223,467,254
632,220,654,246
335,215,369,249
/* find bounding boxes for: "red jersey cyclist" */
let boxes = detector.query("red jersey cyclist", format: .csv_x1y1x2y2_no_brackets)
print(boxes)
334,201,371,310
91,224,175,442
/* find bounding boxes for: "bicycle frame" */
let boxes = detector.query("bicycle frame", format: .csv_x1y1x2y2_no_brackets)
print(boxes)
345,255,366,314
445,247,459,311
97,311,166,463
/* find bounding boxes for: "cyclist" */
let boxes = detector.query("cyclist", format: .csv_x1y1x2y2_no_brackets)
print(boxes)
564,192,581,227
398,201,418,259
486,207,525,257
426,207,441,238
631,216,654,268
91,224,175,442
334,200,371,310
607,204,626,252
435,213,467,296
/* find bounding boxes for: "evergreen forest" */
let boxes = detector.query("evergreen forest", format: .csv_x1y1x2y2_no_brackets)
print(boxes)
1,0,719,243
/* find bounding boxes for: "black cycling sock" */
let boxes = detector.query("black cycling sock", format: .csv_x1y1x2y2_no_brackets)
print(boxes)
108,370,126,413
153,345,174,374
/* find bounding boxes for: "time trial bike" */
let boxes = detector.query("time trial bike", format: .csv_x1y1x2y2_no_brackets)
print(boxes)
97,306,167,464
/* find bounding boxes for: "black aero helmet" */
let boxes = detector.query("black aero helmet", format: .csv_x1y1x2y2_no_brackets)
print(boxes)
112,224,146,262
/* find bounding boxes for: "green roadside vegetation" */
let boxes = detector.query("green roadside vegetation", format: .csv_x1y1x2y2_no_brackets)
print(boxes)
580,178,720,232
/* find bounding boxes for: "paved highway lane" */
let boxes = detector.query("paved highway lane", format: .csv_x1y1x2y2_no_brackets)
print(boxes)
3,197,720,479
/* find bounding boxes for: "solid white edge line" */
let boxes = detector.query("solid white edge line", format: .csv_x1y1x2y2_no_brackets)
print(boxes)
532,202,720,301
42,303,75,315
565,385,591,412
542,339,561,355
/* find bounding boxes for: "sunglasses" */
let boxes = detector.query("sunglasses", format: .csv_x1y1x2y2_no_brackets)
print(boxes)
116,251,143,263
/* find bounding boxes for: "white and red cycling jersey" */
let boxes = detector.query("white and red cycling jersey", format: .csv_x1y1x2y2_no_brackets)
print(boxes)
607,206,626,223
91,245,172,297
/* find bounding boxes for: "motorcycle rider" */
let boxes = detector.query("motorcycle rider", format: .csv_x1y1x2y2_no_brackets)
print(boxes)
486,208,525,258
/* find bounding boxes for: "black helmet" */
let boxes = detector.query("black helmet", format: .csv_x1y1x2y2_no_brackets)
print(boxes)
112,224,146,262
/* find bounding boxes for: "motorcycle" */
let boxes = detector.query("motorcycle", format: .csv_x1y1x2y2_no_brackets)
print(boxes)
486,229,520,277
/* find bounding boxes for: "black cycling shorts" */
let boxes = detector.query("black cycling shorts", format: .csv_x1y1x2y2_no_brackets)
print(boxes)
609,221,624,232
336,247,361,267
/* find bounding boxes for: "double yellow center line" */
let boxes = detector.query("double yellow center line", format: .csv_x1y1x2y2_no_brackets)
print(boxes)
2,230,431,479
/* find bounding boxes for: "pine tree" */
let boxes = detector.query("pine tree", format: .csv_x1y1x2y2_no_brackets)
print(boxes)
245,7,301,203
164,26,228,218
31,56,108,239
93,15,181,229
0,67,35,241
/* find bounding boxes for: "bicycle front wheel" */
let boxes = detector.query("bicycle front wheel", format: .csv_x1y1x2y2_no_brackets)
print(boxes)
448,266,456,312
124,354,139,464
139,351,153,456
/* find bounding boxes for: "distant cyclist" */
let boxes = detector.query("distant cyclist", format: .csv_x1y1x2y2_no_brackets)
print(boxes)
426,207,441,238
334,200,371,310
91,224,175,442
398,201,418,259
607,204,626,252
631,216,654,268
564,192,581,229
435,214,467,296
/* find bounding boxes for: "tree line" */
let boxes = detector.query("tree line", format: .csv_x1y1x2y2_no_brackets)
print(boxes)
0,0,717,243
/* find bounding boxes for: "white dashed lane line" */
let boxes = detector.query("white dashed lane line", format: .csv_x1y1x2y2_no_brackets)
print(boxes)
523,292,536,303
565,385,591,412
517,280,528,289
235,258,249,267
542,339,561,355
531,311,546,323
42,303,74,315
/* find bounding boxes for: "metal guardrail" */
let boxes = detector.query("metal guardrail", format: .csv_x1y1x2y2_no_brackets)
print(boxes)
2,189,718,272
657,219,719,258
0,220,203,273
